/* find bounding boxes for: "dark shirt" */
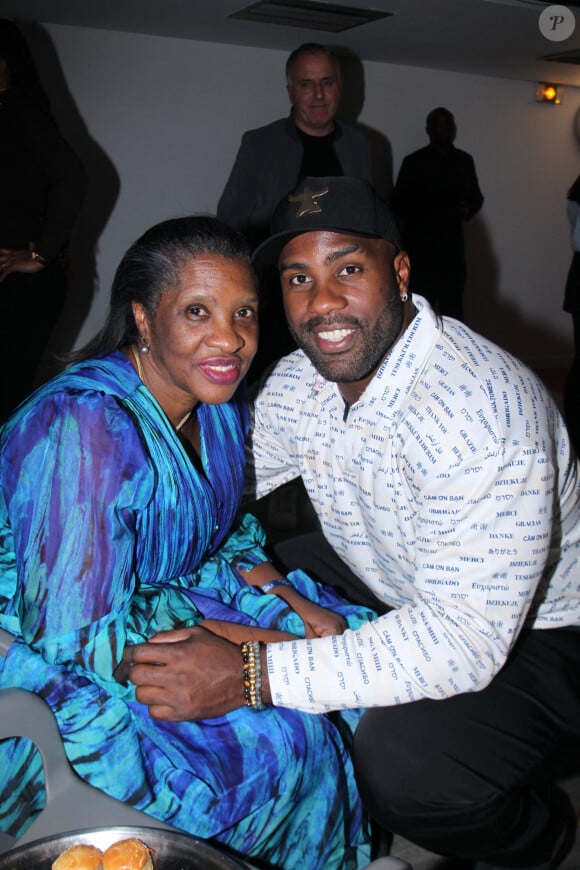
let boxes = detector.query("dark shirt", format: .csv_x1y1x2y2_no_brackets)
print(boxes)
0,90,86,261
391,143,483,252
296,127,342,183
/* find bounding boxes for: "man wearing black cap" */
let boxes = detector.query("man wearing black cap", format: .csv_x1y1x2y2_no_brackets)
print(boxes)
126,177,580,870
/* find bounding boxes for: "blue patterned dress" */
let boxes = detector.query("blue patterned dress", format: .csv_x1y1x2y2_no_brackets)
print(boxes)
0,351,373,869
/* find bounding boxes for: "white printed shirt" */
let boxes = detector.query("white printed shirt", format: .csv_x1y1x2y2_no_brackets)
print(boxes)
248,296,580,712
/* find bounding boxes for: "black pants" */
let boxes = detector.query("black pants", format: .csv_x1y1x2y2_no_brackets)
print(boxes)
273,532,580,866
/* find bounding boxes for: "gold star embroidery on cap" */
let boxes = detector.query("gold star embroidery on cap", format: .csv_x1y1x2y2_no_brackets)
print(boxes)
288,185,329,218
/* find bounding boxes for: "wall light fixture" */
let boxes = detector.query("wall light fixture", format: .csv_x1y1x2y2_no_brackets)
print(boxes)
535,82,563,104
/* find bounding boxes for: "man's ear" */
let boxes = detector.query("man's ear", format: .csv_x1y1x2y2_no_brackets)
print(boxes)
394,251,410,295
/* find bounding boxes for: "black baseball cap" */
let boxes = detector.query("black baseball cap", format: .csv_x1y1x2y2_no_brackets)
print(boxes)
253,175,400,269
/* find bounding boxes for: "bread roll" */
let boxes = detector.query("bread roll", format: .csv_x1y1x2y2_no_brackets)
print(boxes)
52,843,103,869
101,838,154,870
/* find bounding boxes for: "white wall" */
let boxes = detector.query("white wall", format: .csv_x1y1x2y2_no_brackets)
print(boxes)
34,23,580,370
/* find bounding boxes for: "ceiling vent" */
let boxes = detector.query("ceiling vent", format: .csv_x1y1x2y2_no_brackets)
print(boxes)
230,1,392,33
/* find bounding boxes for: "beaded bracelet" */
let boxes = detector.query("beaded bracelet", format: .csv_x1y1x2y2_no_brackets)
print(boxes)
261,578,292,594
241,640,266,711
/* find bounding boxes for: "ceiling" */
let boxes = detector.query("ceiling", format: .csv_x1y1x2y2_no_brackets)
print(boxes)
5,0,580,87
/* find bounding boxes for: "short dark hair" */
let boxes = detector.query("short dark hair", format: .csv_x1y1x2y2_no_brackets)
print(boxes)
285,43,340,85
69,216,255,363
426,106,454,128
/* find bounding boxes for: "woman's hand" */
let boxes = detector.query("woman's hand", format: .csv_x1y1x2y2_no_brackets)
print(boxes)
0,245,46,282
285,596,347,638
123,625,268,721
237,562,347,637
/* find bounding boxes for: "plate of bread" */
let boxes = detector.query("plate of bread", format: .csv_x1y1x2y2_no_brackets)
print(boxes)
0,826,250,869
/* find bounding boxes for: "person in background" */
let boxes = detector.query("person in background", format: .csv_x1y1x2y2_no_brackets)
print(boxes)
391,106,483,321
217,42,372,381
218,41,372,248
0,19,86,421
0,216,374,869
127,178,580,870
563,174,580,455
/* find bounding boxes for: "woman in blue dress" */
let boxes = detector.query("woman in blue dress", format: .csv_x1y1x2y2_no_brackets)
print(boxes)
0,217,373,868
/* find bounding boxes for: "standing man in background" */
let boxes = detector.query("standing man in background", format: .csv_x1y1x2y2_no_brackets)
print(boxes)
218,42,372,379
391,106,483,321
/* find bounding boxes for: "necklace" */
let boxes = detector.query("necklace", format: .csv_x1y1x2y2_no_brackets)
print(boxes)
131,346,192,432
131,345,145,381
175,409,193,432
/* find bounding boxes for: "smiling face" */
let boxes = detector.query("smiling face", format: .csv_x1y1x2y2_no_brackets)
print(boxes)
287,51,341,137
279,232,410,403
132,254,258,425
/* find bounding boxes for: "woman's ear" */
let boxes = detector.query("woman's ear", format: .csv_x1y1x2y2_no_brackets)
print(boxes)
132,301,148,341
